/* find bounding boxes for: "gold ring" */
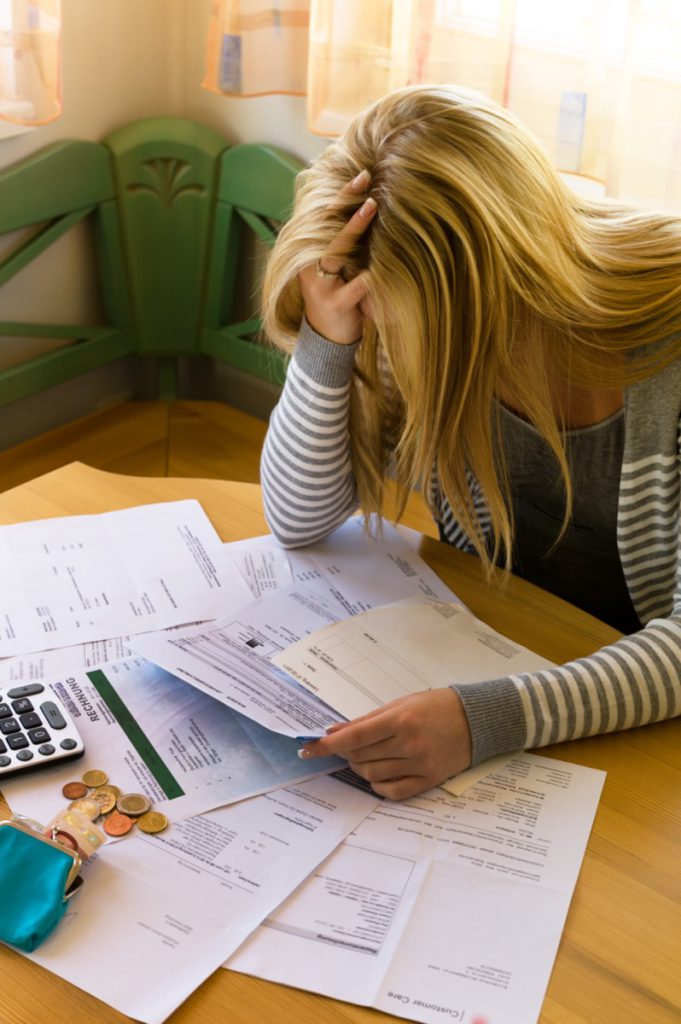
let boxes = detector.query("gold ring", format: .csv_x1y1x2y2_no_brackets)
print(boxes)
316,258,342,280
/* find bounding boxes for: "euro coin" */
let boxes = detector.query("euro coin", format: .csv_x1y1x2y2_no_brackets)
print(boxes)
91,791,116,815
117,793,151,817
82,769,108,788
94,784,121,801
137,811,169,835
62,781,88,800
68,797,101,821
103,812,133,837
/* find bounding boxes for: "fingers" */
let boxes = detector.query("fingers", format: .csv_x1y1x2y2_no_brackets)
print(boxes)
316,170,375,275
340,168,371,197
368,776,427,801
301,710,397,760
320,197,376,273
299,689,473,801
297,170,376,345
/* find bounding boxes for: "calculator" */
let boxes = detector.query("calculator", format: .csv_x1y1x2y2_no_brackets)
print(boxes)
0,683,85,779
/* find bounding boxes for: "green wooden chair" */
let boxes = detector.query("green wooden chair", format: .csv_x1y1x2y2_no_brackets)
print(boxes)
0,117,303,408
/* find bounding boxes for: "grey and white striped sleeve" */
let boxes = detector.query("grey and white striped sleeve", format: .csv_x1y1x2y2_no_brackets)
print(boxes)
260,320,360,547
453,611,681,765
453,413,681,765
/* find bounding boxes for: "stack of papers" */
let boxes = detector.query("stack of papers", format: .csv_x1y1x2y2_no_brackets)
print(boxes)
0,502,605,1024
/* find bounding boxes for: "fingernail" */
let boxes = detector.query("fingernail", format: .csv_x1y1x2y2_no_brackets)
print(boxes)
359,197,377,218
352,169,370,189
297,748,311,760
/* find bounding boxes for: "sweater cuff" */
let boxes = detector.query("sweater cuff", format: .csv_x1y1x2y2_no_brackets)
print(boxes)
294,318,360,388
451,677,528,766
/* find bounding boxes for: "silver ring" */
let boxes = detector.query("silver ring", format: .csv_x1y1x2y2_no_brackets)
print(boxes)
316,258,343,280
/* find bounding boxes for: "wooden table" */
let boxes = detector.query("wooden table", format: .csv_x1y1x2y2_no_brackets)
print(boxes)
1,463,679,1024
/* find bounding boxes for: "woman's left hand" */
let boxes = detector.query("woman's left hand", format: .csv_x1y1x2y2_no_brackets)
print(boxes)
299,689,473,800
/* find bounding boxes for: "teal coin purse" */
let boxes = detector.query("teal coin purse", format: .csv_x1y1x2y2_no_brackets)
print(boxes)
0,818,83,952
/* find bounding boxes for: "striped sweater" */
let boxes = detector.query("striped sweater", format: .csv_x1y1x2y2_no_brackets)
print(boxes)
261,321,681,765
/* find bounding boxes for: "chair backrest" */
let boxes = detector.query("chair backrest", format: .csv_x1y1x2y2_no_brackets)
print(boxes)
202,141,305,389
0,117,303,408
0,139,134,407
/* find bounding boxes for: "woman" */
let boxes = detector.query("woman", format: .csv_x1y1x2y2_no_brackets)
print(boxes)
260,85,681,799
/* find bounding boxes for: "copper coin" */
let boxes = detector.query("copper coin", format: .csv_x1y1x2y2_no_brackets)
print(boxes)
136,811,169,835
62,781,88,800
68,797,102,821
82,769,108,788
117,793,151,817
103,812,134,837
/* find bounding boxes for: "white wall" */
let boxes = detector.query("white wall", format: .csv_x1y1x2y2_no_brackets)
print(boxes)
0,0,326,449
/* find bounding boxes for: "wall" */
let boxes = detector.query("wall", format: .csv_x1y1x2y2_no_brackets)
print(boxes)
0,0,326,450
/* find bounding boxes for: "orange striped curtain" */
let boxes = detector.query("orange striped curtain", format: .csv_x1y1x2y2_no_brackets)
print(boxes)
205,0,681,211
203,0,311,97
0,0,62,125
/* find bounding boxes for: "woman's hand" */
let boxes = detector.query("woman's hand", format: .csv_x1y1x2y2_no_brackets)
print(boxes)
299,170,377,346
299,688,473,800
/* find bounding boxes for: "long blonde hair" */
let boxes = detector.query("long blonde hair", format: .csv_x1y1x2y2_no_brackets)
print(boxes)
263,85,681,570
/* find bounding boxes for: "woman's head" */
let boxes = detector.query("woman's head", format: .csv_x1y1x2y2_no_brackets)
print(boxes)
267,84,582,367
264,85,681,568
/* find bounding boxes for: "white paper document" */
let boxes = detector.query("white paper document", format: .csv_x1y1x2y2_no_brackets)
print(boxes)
134,520,463,741
133,583,351,740
0,500,253,657
1,656,343,824
273,596,555,721
26,776,379,1024
227,753,605,1024
0,635,136,685
227,518,460,614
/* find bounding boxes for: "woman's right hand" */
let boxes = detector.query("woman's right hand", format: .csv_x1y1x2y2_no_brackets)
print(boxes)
298,171,377,346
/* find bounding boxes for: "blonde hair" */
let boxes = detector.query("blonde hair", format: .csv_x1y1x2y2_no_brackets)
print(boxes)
263,85,681,571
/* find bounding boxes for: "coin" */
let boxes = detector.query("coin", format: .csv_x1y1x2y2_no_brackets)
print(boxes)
62,781,88,800
68,797,102,821
117,793,151,817
103,812,133,837
82,769,108,788
136,811,169,835
91,791,116,815
94,783,121,801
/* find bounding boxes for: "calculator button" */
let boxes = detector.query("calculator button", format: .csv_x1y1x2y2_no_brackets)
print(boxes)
60,738,78,750
11,698,34,714
28,728,51,745
0,704,11,718
41,702,67,730
0,739,5,753
19,712,42,730
7,734,29,750
0,719,20,735
38,744,55,756
7,684,45,698
0,756,10,767
15,750,33,762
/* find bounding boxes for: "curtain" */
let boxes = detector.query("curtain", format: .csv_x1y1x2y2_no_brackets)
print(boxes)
205,0,681,210
0,0,62,125
203,0,311,97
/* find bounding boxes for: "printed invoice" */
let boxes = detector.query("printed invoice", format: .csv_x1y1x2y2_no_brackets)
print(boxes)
228,753,605,1024
0,655,343,823
26,776,379,1024
0,500,251,657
